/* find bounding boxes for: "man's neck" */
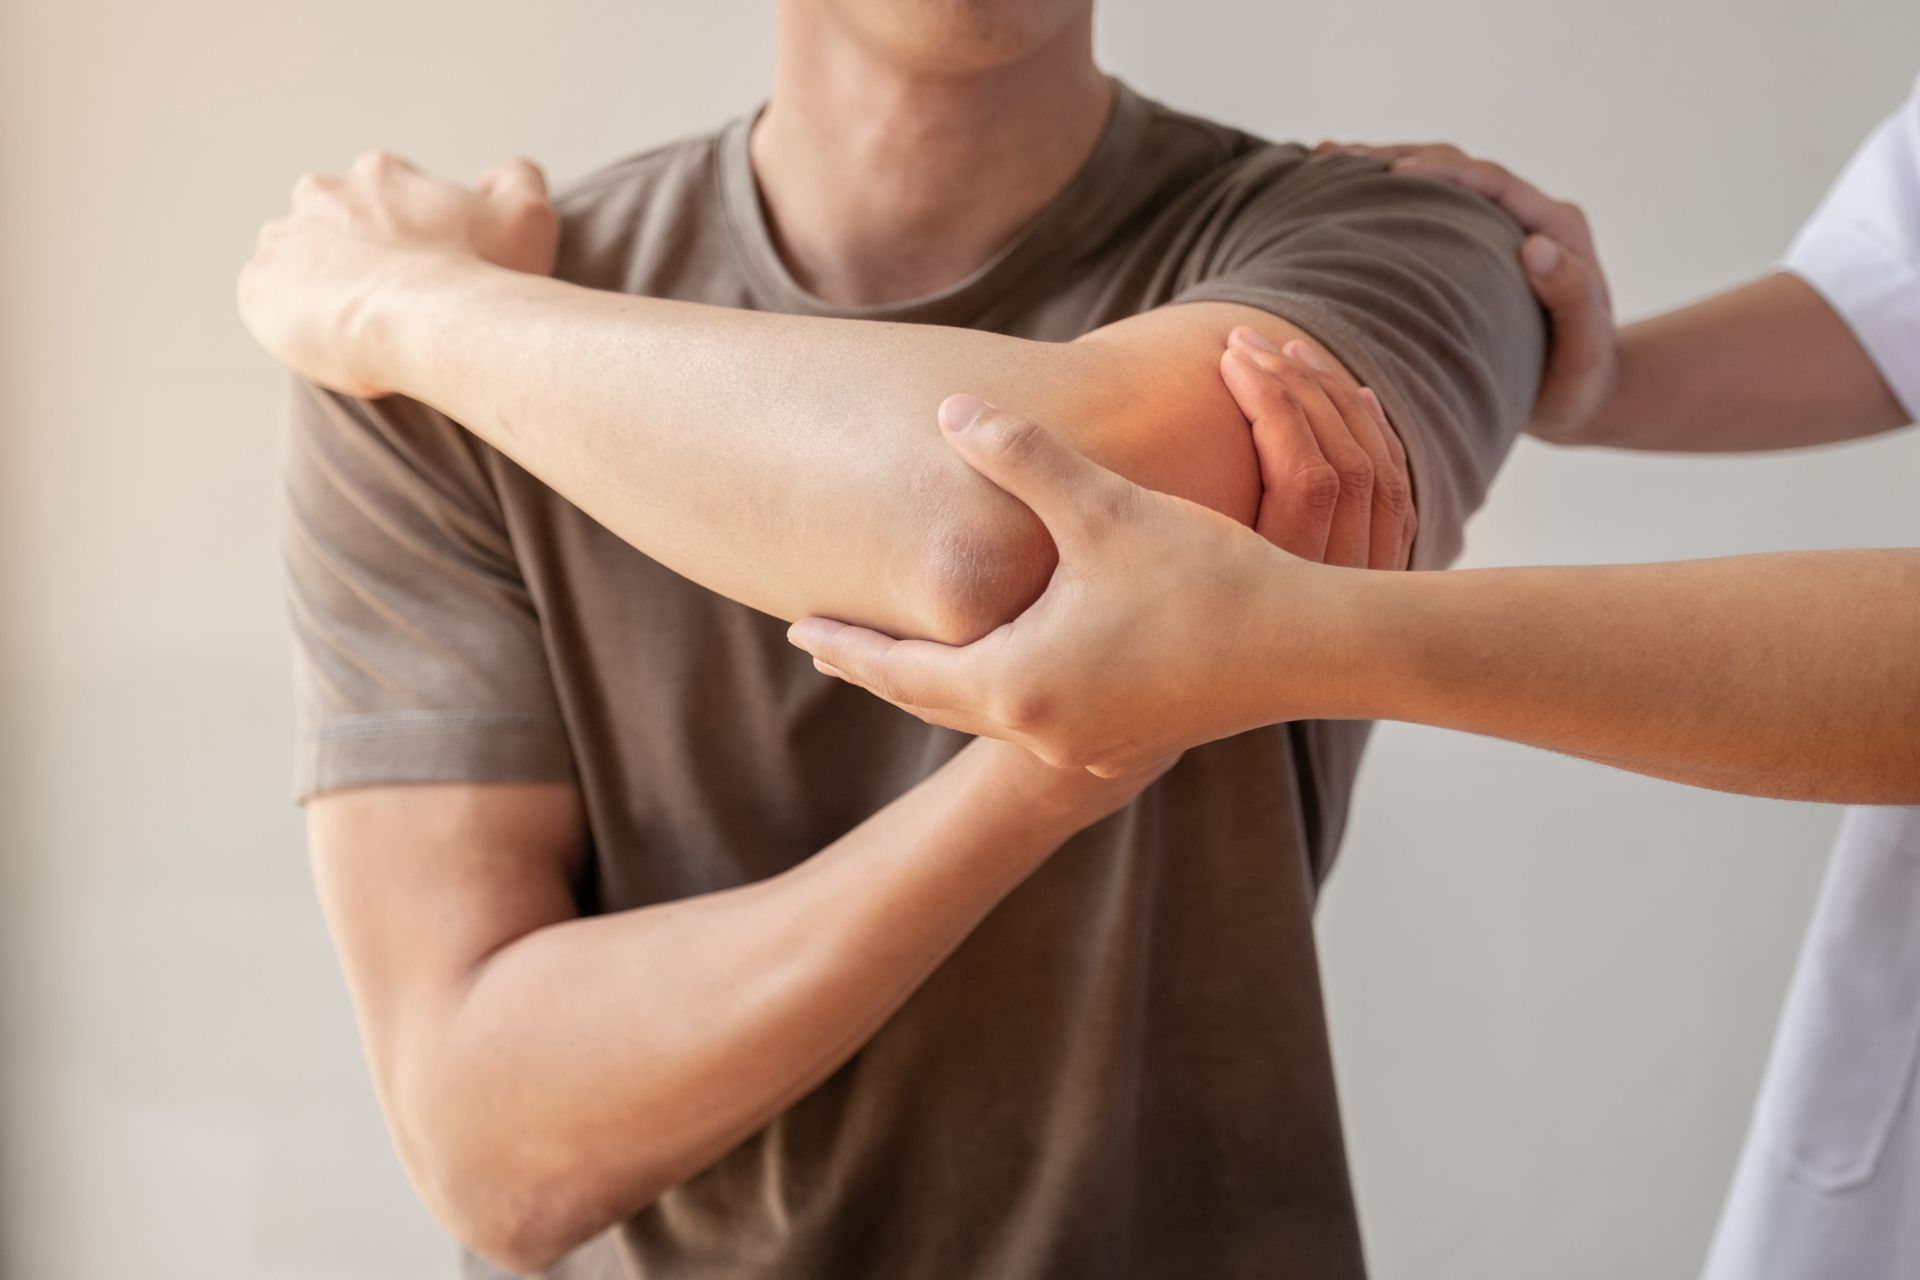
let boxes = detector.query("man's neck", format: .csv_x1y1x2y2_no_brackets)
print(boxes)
750,10,1113,307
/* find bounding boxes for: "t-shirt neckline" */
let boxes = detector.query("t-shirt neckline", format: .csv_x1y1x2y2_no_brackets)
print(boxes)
717,78,1150,327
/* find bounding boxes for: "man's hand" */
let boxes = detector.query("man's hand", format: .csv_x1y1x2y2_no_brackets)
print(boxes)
966,734,1182,822
237,152,558,396
787,377,1365,776
1314,140,1617,442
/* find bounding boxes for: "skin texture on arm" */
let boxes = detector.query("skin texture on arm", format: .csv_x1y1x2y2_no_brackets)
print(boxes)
311,743,1165,1275
1592,272,1909,450
237,155,1413,647
1343,547,1920,801
792,368,1920,803
375,262,1285,640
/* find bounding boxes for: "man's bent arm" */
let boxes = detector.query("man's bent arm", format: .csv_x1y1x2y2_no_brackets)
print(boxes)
312,746,1147,1274
364,261,1348,641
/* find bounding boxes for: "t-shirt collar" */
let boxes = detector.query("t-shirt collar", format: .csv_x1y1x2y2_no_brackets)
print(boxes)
717,78,1150,326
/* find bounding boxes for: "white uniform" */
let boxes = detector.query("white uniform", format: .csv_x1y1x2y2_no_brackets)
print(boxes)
1701,79,1920,1280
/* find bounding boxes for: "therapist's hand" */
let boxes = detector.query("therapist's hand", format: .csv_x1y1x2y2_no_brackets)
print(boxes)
1225,327,1417,569
1313,140,1618,443
786,385,1359,777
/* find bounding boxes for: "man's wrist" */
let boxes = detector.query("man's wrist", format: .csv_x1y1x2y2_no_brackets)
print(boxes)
353,252,500,399
960,739,1120,842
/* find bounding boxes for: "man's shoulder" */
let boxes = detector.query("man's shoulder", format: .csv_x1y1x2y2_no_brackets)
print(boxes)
1123,89,1307,180
547,125,736,291
552,129,723,216
1127,88,1512,234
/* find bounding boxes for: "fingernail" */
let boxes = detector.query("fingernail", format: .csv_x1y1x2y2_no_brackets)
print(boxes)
939,394,991,432
1521,236,1562,276
1360,387,1388,423
1283,340,1333,373
1231,327,1278,354
813,658,845,679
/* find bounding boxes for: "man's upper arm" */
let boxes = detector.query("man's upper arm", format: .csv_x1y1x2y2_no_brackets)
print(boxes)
1163,150,1547,570
1058,299,1364,520
281,379,578,798
999,150,1544,590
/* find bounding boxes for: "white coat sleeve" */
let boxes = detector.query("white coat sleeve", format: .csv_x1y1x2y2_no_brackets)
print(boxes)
1784,77,1920,419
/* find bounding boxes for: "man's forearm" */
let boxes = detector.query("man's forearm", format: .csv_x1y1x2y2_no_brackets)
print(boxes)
1569,272,1909,451
372,260,1264,643
1322,549,1920,802
395,743,1101,1272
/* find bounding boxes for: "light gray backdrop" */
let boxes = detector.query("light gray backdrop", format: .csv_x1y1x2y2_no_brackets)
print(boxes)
3,2,1916,1277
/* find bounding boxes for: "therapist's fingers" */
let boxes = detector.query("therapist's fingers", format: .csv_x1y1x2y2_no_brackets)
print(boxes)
1219,345,1336,561
1361,388,1419,567
934,395,1139,560
1313,140,1466,165
1280,340,1410,571
1251,343,1374,568
786,618,995,733
1226,338,1375,568
1518,234,1617,428
1391,154,1600,266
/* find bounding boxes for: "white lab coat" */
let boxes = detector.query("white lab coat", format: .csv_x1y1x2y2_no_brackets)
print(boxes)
1701,79,1920,1280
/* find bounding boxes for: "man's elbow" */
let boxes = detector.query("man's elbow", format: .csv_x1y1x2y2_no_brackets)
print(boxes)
394,1072,653,1275
910,500,1058,645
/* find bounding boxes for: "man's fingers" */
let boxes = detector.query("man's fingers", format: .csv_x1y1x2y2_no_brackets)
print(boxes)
1392,156,1595,262
477,157,550,204
350,149,421,182
936,395,1135,556
1219,343,1335,560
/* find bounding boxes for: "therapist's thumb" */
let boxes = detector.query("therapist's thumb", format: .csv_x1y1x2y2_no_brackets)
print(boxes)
937,395,1136,554
1520,235,1613,389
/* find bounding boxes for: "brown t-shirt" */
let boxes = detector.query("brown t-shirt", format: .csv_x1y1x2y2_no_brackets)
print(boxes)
282,83,1542,1280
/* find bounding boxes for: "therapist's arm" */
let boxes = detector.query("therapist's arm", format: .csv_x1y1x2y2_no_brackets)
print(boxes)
793,367,1920,804
238,155,1410,646
1346,549,1920,801
1317,142,1912,450
1588,273,1909,450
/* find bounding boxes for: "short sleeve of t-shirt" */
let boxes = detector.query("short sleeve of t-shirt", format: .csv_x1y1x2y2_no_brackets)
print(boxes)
1783,76,1920,420
1172,151,1546,569
280,379,576,801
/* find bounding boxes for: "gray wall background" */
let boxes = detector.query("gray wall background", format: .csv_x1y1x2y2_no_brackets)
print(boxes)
2,2,1916,1277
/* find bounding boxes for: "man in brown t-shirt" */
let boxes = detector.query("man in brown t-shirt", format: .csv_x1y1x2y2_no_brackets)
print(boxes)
240,3,1542,1276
